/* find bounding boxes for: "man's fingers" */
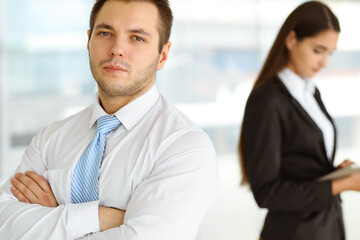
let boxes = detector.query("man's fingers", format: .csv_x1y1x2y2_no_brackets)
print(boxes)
11,172,58,207
11,176,38,203
10,186,30,203
25,171,51,193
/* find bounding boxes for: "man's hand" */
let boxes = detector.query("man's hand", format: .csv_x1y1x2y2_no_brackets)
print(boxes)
11,171,125,230
11,171,58,207
99,206,125,231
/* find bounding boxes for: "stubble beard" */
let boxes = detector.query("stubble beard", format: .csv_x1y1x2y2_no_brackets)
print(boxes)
89,56,160,98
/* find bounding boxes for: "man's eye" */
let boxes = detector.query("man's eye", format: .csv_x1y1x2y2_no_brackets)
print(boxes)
98,32,111,36
313,49,322,54
132,36,145,42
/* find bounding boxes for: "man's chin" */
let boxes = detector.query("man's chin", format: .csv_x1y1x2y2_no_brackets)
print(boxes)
99,88,129,97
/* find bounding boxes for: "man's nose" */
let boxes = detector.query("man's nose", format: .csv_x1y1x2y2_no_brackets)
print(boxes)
110,37,124,57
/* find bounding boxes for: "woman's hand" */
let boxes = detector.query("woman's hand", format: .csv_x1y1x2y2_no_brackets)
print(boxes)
344,173,360,191
331,159,360,195
332,172,360,195
335,159,354,170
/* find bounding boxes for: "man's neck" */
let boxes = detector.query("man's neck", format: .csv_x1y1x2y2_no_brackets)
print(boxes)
98,84,154,114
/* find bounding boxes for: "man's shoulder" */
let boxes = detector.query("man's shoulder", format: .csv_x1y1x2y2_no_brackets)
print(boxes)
149,96,214,148
150,96,216,160
156,96,203,133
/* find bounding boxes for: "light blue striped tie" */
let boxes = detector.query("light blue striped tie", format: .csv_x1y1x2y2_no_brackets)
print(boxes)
71,115,121,203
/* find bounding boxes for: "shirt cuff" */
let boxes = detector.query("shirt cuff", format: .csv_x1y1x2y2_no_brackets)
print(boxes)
68,201,100,239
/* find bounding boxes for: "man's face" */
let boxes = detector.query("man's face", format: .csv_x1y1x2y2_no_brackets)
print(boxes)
87,0,170,99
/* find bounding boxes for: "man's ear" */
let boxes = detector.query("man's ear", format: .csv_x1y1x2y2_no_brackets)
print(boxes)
285,30,297,50
87,30,91,51
157,41,171,70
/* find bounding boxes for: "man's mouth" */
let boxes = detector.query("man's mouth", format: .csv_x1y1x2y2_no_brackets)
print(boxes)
104,65,127,74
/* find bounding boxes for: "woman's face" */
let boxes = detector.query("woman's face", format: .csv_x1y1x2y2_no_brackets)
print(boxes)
286,29,339,79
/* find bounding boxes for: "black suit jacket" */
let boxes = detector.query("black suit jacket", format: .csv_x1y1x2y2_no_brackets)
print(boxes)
242,76,345,240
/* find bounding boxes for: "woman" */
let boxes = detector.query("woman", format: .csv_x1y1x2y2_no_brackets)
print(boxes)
239,1,360,240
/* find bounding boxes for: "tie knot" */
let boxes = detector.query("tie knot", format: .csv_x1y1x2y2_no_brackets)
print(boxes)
96,115,121,135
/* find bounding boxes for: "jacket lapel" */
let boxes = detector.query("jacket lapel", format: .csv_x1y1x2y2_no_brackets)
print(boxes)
273,77,335,167
274,77,323,134
314,88,337,164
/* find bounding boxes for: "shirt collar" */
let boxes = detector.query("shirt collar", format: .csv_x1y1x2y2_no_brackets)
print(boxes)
89,85,160,131
278,68,316,99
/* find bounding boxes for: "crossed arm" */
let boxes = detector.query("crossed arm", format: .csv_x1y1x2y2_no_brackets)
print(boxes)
11,171,58,207
2,128,219,239
10,171,125,232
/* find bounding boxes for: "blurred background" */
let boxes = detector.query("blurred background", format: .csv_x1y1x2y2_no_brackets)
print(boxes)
1,0,360,239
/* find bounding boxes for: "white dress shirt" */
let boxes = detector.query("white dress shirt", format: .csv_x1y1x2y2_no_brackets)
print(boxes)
0,85,219,240
278,68,334,159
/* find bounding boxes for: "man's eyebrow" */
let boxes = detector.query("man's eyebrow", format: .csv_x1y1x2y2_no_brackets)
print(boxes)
95,23,113,30
129,28,152,38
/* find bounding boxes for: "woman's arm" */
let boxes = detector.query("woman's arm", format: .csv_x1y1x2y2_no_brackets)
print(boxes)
332,173,360,195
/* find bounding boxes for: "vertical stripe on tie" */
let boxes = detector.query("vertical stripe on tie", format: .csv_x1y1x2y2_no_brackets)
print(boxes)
70,115,121,203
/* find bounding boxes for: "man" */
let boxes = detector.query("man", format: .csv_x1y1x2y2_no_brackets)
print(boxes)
0,0,219,239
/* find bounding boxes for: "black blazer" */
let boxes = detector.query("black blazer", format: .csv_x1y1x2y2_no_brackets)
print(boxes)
242,76,345,240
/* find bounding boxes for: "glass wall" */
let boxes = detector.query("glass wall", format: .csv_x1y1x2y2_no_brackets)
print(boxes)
1,0,360,239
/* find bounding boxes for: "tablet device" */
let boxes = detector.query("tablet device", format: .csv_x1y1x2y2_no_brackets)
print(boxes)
318,164,360,181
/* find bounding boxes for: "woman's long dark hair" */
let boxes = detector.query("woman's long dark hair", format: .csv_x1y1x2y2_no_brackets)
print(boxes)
238,1,340,185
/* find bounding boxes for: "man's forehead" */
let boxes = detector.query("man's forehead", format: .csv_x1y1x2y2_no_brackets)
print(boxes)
94,1,159,36
96,1,159,25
